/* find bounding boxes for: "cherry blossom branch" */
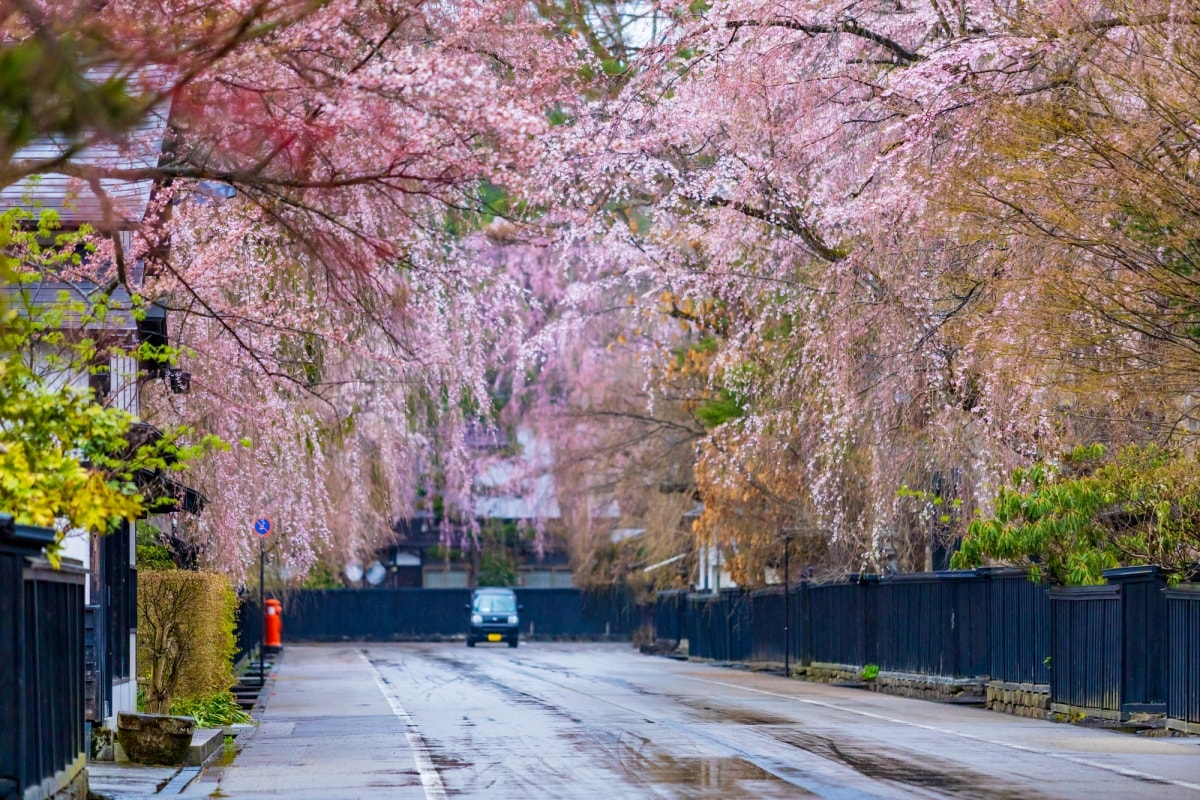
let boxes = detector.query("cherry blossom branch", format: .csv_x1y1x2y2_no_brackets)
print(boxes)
8,158,461,193
1066,13,1200,36
705,196,845,263
724,18,922,64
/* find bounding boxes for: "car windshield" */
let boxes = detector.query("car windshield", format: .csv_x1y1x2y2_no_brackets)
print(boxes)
473,594,516,613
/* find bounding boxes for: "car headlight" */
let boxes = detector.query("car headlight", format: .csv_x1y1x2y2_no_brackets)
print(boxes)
508,615,519,625
471,614,483,625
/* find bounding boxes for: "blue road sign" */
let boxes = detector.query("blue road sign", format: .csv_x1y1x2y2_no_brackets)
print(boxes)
254,517,272,536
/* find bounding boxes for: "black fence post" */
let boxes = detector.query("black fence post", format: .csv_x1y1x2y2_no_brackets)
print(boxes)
1165,584,1200,733
795,580,810,666
856,574,880,669
654,590,687,643
1103,566,1168,715
1049,583,1123,717
0,515,28,800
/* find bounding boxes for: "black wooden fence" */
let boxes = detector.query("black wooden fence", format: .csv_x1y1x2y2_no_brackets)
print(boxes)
281,587,647,641
988,568,1051,685
233,600,262,669
686,589,752,661
878,571,990,677
748,588,806,664
665,567,1200,731
653,589,688,642
1048,567,1169,718
1,518,86,800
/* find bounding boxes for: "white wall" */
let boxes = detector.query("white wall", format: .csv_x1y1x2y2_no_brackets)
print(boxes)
697,541,734,592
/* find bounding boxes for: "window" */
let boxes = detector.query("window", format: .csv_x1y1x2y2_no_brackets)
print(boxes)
473,594,516,613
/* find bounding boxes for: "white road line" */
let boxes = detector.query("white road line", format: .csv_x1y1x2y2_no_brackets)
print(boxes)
359,650,448,800
686,675,1200,793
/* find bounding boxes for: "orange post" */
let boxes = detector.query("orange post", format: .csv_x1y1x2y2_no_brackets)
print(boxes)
264,598,283,650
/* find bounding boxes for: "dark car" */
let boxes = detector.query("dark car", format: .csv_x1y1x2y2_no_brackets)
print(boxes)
466,587,521,648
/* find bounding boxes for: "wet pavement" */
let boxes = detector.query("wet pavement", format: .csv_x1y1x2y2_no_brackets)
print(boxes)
185,642,1200,799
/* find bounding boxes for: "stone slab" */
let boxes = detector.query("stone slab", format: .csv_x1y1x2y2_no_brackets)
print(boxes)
87,762,179,799
160,766,202,795
1167,717,1200,735
185,727,225,767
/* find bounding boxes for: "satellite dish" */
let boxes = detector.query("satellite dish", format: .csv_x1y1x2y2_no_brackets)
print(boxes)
344,562,364,583
365,561,387,586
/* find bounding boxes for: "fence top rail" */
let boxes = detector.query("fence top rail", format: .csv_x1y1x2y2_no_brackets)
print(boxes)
1048,584,1122,599
285,587,630,595
972,566,1032,578
1164,583,1200,598
1101,565,1164,582
0,518,56,555
685,591,732,602
805,573,881,588
23,557,88,584
880,569,984,584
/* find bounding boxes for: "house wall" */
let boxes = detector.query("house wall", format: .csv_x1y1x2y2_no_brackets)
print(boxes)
109,521,138,726
30,343,143,726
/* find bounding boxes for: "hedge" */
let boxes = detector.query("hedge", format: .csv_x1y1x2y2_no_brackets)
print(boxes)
137,570,237,712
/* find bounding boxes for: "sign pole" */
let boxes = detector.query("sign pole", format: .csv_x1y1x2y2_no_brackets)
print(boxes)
784,533,790,678
253,516,272,684
259,535,265,683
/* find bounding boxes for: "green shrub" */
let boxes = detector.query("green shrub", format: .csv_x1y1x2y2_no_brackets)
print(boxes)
169,691,251,728
136,522,176,570
138,570,238,713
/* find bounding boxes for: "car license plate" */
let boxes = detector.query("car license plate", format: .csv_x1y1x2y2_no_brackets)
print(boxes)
487,633,502,642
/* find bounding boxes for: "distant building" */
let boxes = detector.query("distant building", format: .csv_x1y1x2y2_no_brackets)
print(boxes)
382,427,572,589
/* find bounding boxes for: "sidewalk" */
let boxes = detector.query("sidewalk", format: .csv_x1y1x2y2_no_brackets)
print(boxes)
88,693,258,797
89,762,201,800
181,644,428,799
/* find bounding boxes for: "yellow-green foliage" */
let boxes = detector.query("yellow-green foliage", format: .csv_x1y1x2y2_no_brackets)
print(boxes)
137,570,237,713
0,208,217,564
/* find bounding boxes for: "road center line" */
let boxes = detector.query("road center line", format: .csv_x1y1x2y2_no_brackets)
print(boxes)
685,675,1200,793
359,650,448,800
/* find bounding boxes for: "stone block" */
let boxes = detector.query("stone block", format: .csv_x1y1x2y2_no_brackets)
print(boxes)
91,726,116,762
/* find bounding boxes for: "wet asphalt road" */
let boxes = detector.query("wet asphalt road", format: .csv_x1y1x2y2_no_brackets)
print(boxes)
190,642,1200,799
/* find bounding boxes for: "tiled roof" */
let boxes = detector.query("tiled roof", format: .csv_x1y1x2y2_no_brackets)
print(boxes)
0,280,165,331
0,65,172,228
